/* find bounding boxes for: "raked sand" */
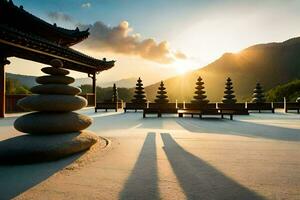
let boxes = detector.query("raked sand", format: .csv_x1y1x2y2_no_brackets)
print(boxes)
0,109,299,200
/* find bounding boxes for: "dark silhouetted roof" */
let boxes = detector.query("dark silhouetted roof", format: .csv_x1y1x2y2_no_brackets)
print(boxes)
0,0,115,73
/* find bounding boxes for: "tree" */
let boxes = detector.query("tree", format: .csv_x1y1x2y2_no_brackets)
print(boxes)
266,79,300,102
15,86,31,94
132,77,147,104
5,78,31,94
79,84,92,93
252,82,266,103
222,77,237,104
6,78,15,94
112,83,118,103
191,76,209,105
79,84,133,102
155,81,169,104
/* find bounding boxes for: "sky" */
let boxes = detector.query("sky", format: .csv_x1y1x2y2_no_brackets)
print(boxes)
7,0,300,85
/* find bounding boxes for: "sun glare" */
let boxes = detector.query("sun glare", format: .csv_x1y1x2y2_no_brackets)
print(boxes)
176,66,188,74
172,17,257,67
173,59,198,75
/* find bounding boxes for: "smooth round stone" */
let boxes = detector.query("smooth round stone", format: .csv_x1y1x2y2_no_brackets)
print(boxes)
31,84,81,95
0,131,99,164
41,67,70,76
50,59,63,68
18,95,87,111
14,112,93,134
36,75,75,85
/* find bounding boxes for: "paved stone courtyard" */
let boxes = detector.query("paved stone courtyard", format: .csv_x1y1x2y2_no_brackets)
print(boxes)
0,109,299,199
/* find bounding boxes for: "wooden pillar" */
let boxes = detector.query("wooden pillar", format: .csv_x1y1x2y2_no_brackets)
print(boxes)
89,72,97,107
0,57,10,118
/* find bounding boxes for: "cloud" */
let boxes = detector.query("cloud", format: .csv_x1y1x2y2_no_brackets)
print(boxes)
78,21,187,64
175,51,187,59
81,2,91,8
47,11,73,22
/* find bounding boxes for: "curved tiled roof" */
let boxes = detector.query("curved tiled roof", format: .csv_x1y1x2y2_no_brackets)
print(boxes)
0,0,115,73
0,25,115,73
0,0,89,47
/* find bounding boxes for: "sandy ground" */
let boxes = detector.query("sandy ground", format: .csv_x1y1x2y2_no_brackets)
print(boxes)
0,109,300,200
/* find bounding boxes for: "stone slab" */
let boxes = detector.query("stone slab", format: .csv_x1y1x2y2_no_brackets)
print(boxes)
0,131,98,164
50,59,63,68
31,84,81,95
14,112,92,134
41,67,70,76
36,75,75,85
18,95,87,112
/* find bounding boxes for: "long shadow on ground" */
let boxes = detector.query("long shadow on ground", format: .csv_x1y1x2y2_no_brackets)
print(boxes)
0,152,83,199
176,117,300,141
119,132,159,200
89,112,143,133
161,133,264,200
137,118,165,129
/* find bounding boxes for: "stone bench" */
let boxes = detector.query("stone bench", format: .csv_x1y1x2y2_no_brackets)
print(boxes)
247,103,274,113
184,103,217,110
95,102,123,112
218,103,249,115
124,103,147,112
143,108,178,118
143,103,178,118
285,103,300,113
178,109,233,120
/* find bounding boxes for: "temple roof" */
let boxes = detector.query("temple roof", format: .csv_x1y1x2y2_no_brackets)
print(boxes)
0,0,115,74
0,25,115,73
0,0,89,47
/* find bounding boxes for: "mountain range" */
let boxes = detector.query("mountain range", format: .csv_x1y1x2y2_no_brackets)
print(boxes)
6,73,138,89
7,36,300,102
144,37,300,102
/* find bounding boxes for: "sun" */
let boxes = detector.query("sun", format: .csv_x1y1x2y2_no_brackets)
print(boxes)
176,66,188,74
173,59,198,75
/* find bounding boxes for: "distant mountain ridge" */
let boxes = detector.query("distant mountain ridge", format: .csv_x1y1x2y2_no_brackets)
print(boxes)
6,73,36,88
97,77,138,88
65,77,138,88
144,37,300,102
6,73,138,89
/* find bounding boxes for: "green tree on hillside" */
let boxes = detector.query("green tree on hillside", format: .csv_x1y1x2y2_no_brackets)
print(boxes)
79,84,134,102
267,79,300,102
5,78,31,94
79,84,93,93
6,78,15,94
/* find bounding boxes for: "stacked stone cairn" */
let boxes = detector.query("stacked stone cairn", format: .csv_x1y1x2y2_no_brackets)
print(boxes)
2,59,98,163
